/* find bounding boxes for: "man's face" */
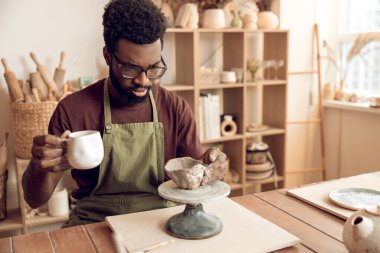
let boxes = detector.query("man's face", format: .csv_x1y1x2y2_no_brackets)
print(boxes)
106,38,163,105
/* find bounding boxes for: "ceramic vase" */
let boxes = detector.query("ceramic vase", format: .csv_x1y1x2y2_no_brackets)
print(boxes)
257,11,279,29
202,9,226,29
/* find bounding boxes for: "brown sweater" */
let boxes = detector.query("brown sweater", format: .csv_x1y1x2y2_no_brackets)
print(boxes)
49,79,203,199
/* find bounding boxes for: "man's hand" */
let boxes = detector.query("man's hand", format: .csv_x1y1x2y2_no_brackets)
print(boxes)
30,130,72,173
199,147,228,185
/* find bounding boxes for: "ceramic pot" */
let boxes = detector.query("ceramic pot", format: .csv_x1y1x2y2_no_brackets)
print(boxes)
243,13,258,29
257,11,279,29
343,206,380,253
165,157,206,190
202,9,226,29
48,187,69,217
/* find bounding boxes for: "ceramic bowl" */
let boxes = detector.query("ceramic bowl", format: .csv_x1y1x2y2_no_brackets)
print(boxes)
165,157,206,190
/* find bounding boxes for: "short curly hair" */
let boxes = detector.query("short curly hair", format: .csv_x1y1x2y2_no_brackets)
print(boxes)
103,0,167,53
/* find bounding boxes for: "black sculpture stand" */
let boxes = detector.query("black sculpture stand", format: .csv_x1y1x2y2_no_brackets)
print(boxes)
165,203,223,239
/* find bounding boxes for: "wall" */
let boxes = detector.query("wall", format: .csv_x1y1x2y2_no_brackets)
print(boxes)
279,0,343,186
324,105,380,179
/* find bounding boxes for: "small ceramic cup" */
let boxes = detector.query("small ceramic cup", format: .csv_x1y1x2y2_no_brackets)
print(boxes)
67,130,104,169
221,71,237,83
48,187,69,217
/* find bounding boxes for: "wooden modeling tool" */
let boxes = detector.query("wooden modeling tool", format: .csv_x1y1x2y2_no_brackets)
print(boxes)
30,52,62,99
30,72,48,100
46,86,57,101
31,87,41,102
22,80,33,103
1,58,24,102
53,51,66,88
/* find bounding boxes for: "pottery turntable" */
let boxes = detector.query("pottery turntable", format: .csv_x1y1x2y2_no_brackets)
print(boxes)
158,180,230,239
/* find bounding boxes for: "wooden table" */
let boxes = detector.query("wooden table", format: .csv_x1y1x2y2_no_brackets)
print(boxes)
0,189,347,253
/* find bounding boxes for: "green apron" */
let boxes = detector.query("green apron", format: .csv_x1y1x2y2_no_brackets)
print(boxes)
64,79,172,227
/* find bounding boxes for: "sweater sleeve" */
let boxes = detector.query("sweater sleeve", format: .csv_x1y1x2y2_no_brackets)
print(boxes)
48,102,72,136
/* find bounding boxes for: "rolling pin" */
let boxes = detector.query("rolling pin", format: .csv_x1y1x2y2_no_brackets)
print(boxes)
30,52,62,99
1,58,24,102
30,72,48,100
22,80,34,103
53,51,66,88
31,87,41,102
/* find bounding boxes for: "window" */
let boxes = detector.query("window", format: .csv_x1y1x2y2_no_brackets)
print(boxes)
340,0,380,95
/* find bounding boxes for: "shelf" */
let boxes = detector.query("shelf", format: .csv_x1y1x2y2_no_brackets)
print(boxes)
246,79,287,87
166,28,195,33
0,209,23,233
26,214,69,228
167,28,289,34
245,175,284,187
199,83,244,90
228,183,244,191
162,84,194,91
245,127,285,137
201,134,244,144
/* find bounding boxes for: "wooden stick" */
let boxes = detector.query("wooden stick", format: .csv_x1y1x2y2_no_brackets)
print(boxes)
1,58,10,72
288,71,318,75
31,87,41,102
54,51,66,88
314,23,327,181
30,52,59,93
22,80,33,103
59,51,65,69
1,58,24,102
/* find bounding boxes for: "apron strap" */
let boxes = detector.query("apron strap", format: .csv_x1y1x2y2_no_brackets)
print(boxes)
149,88,158,123
103,79,113,134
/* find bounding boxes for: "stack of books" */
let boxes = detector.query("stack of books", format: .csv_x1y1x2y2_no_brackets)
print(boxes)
199,93,221,141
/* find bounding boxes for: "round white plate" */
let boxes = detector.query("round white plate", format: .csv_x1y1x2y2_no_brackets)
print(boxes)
245,170,273,180
158,180,230,204
246,162,273,172
329,188,380,210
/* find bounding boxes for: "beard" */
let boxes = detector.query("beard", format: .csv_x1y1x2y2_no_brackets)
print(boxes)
109,66,152,105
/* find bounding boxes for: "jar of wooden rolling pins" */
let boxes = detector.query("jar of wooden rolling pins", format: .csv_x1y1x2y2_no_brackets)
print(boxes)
2,52,71,158
11,101,58,158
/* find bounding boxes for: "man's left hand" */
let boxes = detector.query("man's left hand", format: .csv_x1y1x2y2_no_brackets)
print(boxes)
199,147,228,185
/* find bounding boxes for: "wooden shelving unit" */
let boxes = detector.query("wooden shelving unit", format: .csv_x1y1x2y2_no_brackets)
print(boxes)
1,158,69,234
163,28,288,195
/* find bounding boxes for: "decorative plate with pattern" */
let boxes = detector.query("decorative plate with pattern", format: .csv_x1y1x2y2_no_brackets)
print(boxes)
329,188,380,210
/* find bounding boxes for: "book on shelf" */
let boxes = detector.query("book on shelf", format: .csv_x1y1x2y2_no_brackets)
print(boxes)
199,93,221,140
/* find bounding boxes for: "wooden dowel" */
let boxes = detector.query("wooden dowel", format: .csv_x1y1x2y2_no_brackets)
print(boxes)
287,119,321,124
286,168,325,174
29,52,41,67
31,88,41,102
59,51,65,69
1,58,10,72
288,70,318,75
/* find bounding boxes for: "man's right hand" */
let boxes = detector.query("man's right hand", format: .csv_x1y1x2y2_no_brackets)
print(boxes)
30,130,72,172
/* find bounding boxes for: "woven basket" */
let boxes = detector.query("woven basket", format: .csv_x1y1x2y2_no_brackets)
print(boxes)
11,101,58,159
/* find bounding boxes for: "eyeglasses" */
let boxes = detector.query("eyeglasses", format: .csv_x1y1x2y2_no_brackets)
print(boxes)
112,53,167,80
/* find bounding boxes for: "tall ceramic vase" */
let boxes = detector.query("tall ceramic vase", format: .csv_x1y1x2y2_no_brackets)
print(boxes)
257,11,279,29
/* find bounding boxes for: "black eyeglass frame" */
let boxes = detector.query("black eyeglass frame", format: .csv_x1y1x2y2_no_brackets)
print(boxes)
112,53,167,80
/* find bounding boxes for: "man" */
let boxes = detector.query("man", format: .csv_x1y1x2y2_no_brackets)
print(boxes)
22,0,227,227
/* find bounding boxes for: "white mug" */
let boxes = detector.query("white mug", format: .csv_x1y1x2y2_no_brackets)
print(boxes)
67,130,104,169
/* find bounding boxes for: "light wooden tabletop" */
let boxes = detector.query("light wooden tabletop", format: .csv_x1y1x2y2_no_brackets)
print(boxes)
0,189,347,253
